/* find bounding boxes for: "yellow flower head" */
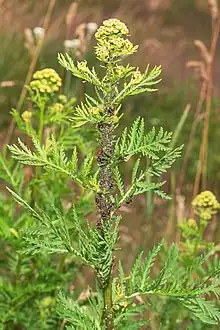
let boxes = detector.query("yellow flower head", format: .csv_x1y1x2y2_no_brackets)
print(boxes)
95,19,138,62
29,68,62,95
192,191,220,220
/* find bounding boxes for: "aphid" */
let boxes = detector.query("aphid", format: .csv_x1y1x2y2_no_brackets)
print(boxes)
108,106,114,115
96,147,102,158
125,197,133,204
97,121,105,131
96,148,105,165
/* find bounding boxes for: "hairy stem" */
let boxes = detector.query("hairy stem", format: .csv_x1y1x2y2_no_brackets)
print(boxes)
96,66,115,330
97,121,114,329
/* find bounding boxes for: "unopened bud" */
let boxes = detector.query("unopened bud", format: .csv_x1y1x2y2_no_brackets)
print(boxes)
64,39,80,51
33,27,45,40
87,22,98,36
22,111,32,123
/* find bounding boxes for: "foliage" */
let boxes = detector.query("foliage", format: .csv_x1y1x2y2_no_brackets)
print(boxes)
153,191,220,329
0,67,95,329
1,18,220,330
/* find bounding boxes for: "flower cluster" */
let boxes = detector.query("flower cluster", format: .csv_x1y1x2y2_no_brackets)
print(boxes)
192,191,220,220
95,19,137,62
29,68,62,95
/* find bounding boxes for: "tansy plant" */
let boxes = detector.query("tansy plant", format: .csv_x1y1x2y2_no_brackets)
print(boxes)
5,19,220,329
0,68,96,329
153,192,220,329
179,191,220,265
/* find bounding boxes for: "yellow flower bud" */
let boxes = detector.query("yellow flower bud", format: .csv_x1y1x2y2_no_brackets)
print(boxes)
22,111,32,123
41,296,55,308
58,94,67,104
112,115,119,124
188,218,197,228
49,103,64,113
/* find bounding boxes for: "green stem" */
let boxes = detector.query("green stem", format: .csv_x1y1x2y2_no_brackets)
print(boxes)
31,103,45,206
146,158,153,216
194,219,205,257
103,278,114,330
64,49,72,98
38,103,45,141
57,254,66,273
167,172,176,240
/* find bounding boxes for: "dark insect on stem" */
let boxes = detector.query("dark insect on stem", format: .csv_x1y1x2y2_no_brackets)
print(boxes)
125,197,133,205
96,148,109,166
108,107,114,116
97,121,105,131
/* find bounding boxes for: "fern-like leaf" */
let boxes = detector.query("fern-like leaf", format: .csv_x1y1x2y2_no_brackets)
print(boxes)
58,53,102,89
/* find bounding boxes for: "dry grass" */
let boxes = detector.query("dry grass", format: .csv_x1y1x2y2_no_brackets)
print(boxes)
177,1,220,204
